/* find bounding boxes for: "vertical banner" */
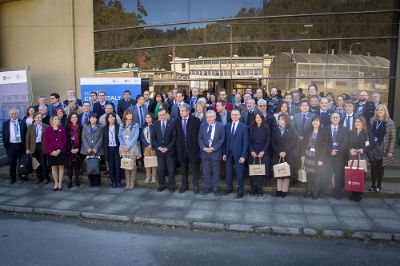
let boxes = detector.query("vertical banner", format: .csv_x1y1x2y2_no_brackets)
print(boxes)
80,77,142,107
0,69,31,126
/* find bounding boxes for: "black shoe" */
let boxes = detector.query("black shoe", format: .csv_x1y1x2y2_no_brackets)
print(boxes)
179,187,187,193
275,191,282,197
312,193,319,200
10,179,16,184
257,193,264,197
157,186,165,192
75,179,80,187
193,187,200,194
236,193,244,199
169,187,175,193
68,181,73,188
201,189,210,195
281,192,287,198
53,187,58,191
214,190,220,196
224,190,233,195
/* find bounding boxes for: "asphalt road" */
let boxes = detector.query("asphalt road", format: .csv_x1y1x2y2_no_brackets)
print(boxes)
0,212,399,266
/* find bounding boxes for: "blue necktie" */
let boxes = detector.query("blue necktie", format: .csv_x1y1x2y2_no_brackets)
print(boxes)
182,118,187,137
139,106,144,125
332,127,338,147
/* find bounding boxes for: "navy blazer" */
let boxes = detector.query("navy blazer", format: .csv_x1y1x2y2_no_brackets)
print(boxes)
323,125,349,156
198,121,225,160
151,119,176,156
2,119,27,149
223,122,248,160
248,124,271,154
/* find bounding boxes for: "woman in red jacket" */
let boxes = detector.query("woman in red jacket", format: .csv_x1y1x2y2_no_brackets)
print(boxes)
44,116,67,191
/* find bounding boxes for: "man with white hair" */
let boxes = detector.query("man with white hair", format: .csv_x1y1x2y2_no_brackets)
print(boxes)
99,104,122,126
198,110,225,195
38,104,50,125
355,91,375,128
63,88,82,107
371,92,382,108
2,108,27,184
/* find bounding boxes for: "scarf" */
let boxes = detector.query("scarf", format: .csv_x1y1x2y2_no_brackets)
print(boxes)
69,123,80,148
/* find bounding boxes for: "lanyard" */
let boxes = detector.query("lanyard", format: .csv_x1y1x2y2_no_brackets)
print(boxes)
90,126,96,134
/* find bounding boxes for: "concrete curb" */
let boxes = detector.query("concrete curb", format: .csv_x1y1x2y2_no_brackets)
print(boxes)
0,204,399,242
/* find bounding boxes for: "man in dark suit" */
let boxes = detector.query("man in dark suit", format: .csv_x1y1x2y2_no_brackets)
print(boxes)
292,100,316,142
324,112,349,200
188,87,199,112
128,95,149,129
174,103,201,193
198,110,225,194
315,97,334,128
93,90,115,118
170,91,186,121
117,90,135,118
151,109,176,193
355,91,375,129
215,101,232,126
223,109,248,198
2,108,27,183
78,101,91,126
143,90,153,110
284,93,299,115
340,100,358,132
309,95,320,114
38,104,50,125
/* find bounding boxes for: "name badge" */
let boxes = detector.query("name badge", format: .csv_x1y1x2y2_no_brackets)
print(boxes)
374,137,378,142
16,131,21,138
91,140,94,144
333,142,338,147
365,141,370,147
310,148,316,152
125,135,129,138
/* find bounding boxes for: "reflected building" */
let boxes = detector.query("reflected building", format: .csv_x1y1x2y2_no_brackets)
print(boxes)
269,52,390,101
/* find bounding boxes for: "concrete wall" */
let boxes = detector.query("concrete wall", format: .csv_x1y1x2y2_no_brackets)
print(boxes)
0,0,94,103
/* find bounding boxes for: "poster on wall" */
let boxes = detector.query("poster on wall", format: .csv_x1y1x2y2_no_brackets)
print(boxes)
0,68,31,128
80,77,142,108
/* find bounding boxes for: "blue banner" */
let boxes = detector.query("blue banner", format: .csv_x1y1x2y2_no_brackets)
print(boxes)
80,77,141,107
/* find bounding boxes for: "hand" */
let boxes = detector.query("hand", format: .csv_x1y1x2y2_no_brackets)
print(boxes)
317,161,323,166
251,152,257,158
51,151,57,156
279,152,286,158
87,148,92,154
239,157,245,164
222,155,226,161
258,151,265,158
92,148,97,154
359,149,364,154
163,147,168,152
299,136,303,140
26,150,31,155
331,150,337,156
158,147,164,152
123,146,129,152
387,153,393,157
350,149,357,156
301,156,305,162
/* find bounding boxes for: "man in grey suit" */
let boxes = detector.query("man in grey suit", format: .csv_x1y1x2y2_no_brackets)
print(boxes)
198,110,225,195
170,91,186,121
128,95,149,129
293,100,316,142
240,98,258,126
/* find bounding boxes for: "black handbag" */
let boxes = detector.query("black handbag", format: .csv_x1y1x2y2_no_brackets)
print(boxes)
367,140,384,161
84,155,101,175
18,154,33,176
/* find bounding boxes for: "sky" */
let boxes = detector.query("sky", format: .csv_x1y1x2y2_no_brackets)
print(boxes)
115,0,263,25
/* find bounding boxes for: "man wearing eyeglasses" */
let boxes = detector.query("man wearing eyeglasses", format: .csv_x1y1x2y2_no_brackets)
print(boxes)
323,112,348,200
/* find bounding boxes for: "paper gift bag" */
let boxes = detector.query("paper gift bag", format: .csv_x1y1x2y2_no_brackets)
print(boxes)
121,157,134,170
298,163,307,183
344,160,365,192
32,157,40,170
144,156,158,168
273,157,291,178
249,158,265,176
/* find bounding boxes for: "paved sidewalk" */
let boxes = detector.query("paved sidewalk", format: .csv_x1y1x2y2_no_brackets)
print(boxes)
0,178,400,241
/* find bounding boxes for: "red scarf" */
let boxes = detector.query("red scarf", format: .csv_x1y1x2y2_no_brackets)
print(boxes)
69,123,80,148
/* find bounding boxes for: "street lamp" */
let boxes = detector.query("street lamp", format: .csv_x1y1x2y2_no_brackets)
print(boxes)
227,24,233,82
349,42,361,54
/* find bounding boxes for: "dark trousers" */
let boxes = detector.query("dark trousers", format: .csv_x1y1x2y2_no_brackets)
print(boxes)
202,159,221,192
180,149,200,189
370,159,384,189
325,155,346,197
67,154,80,182
88,174,101,186
226,155,246,194
6,143,24,181
34,143,49,181
157,154,175,189
308,166,323,195
107,147,121,185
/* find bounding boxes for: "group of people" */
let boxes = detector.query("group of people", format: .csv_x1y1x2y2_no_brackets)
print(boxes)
2,85,396,201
